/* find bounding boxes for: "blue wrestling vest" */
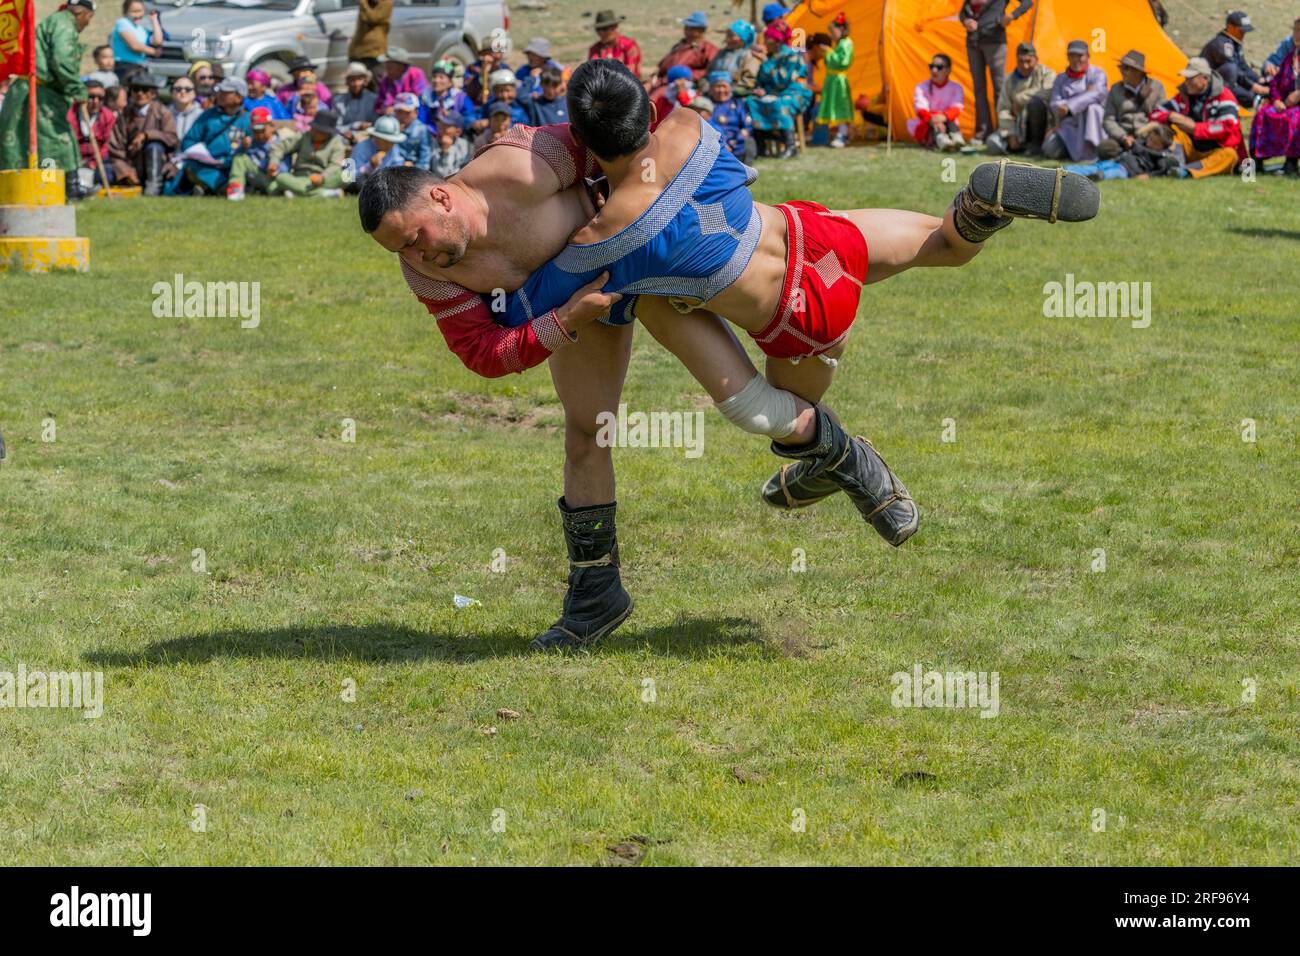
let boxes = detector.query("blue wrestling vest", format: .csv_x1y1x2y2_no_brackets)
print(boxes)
498,120,760,328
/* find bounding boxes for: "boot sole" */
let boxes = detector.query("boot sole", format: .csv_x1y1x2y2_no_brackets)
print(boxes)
969,161,1100,223
530,598,634,652
884,505,920,547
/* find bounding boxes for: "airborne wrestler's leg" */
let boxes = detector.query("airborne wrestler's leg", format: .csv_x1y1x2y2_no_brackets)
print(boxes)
532,320,635,651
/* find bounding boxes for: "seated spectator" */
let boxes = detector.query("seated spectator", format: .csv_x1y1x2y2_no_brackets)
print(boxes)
375,47,428,116
1262,16,1300,79
336,62,380,142
707,70,754,162
1251,32,1300,176
91,44,115,78
69,80,116,185
276,56,334,110
526,66,569,126
1064,122,1184,180
392,93,432,169
431,112,471,178
588,10,642,78
517,37,562,103
107,72,177,196
168,77,251,196
750,22,811,158
111,1,163,86
1200,11,1270,107
188,61,217,109
463,40,503,108
986,42,1054,155
1097,50,1165,159
908,53,965,151
104,84,127,117
289,78,323,132
421,60,474,129
761,3,788,27
1147,57,1245,179
687,95,714,120
652,64,697,124
653,11,719,89
226,106,281,200
170,76,203,143
244,69,288,120
473,101,514,151
348,114,408,188
709,20,758,88
266,110,347,198
1043,40,1108,161
481,70,530,129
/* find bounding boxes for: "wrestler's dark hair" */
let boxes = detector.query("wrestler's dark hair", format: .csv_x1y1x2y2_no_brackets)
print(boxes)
566,59,652,160
358,166,446,233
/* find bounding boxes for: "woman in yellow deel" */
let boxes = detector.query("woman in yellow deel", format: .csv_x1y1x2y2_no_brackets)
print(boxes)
817,13,855,148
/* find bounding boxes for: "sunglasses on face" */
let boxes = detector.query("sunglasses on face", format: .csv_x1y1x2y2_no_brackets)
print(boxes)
173,85,194,93
86,93,104,100
195,74,214,83
930,63,947,70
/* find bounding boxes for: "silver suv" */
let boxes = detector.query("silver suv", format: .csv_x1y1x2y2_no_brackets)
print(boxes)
148,0,509,88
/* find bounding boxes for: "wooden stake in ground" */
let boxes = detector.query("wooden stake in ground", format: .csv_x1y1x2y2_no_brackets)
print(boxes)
80,102,112,198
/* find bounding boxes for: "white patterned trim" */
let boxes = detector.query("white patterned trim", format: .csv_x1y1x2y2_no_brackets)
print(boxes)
531,310,575,351
401,259,467,302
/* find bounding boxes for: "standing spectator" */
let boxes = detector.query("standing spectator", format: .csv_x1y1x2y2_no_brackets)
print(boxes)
348,0,392,72
1148,58,1244,179
805,32,832,125
91,44,115,79
1097,50,1165,159
69,80,116,185
960,1,1033,145
463,40,504,107
526,67,569,126
289,80,323,132
376,48,429,115
226,106,281,200
707,71,754,162
1262,16,1300,79
110,1,163,85
588,11,642,79
276,56,334,110
986,42,1054,155
107,72,177,195
516,38,562,103
749,21,811,159
337,63,380,141
1043,40,1108,161
473,101,514,150
817,13,855,148
653,12,719,88
431,113,471,177
391,93,432,168
170,77,251,196
1252,35,1300,176
1200,11,1270,107
243,70,288,119
908,53,965,150
266,111,347,198
421,61,474,128
348,114,408,187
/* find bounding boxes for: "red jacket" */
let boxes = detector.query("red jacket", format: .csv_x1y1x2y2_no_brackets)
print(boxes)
654,39,719,85
588,35,643,79
67,105,116,165
1150,73,1245,160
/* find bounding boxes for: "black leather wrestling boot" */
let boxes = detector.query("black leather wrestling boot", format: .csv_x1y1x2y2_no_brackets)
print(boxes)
531,498,633,651
952,160,1100,242
767,406,919,547
143,146,164,197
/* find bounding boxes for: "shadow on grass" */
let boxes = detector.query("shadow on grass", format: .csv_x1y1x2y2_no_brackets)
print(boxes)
83,615,773,666
1227,227,1300,241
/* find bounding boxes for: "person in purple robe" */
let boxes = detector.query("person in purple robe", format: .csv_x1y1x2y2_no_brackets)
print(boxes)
1252,33,1300,176
1044,39,1108,161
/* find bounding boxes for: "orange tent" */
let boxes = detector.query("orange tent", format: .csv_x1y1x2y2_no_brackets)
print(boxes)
788,0,1188,142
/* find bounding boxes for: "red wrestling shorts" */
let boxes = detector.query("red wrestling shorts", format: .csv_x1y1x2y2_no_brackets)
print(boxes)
749,201,869,359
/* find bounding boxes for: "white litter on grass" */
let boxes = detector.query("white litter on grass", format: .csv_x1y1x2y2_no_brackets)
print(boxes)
453,594,481,609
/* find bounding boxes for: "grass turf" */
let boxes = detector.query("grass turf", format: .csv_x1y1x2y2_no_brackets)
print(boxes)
2,144,1298,865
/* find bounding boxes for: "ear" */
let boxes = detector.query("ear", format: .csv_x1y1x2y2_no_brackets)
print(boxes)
430,184,451,211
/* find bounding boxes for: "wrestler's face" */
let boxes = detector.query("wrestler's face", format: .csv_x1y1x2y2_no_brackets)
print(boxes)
374,189,471,270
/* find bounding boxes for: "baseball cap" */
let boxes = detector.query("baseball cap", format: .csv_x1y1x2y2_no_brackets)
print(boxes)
394,92,420,112
1066,39,1089,56
441,111,467,129
683,11,708,28
1179,56,1213,78
214,77,248,97
489,101,513,117
249,106,273,129
1226,11,1254,32
761,3,786,24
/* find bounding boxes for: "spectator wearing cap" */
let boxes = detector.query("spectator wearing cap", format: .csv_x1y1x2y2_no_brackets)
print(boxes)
588,11,642,79
170,76,252,196
276,56,334,110
654,12,719,89
986,42,1053,155
431,112,471,178
391,92,432,168
750,21,811,158
1097,50,1165,159
348,114,408,187
1043,40,1108,161
761,3,787,26
266,110,347,198
337,63,380,141
1063,122,1185,180
349,0,393,72
1147,57,1245,178
226,106,282,200
1200,12,1270,107
473,101,515,150
69,79,117,184
517,38,564,103
526,66,569,126
111,1,164,86
908,53,965,150
244,69,289,120
107,72,177,195
289,77,324,132
480,70,530,130
464,40,504,106
959,0,1034,145
376,48,429,114
1262,16,1300,80
707,70,754,162
421,60,475,128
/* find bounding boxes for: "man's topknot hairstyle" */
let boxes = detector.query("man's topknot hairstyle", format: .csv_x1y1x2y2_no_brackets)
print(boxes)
566,58,652,160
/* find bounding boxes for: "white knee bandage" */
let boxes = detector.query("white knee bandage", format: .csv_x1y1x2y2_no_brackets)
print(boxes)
713,374,801,439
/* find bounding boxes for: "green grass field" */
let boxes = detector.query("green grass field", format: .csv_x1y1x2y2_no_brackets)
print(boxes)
2,144,1297,865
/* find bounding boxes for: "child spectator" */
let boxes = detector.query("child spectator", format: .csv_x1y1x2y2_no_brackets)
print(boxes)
431,112,471,177
289,78,323,132
517,37,563,103
473,101,514,150
276,56,334,110
707,71,754,162
226,106,281,200
392,93,432,169
526,67,569,125
421,61,474,129
348,114,408,188
69,80,116,184
817,13,855,148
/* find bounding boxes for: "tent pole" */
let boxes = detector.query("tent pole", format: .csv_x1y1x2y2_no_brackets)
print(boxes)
884,0,891,157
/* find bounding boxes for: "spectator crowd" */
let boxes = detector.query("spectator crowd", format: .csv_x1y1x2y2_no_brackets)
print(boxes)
6,2,1296,201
